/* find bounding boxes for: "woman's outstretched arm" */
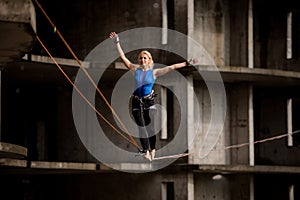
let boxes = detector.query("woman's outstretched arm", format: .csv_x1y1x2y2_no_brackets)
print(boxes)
109,32,136,70
153,59,197,78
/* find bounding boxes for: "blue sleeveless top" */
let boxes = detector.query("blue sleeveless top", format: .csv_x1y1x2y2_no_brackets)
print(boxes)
133,69,155,98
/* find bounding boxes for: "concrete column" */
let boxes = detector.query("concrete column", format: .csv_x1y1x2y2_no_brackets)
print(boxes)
159,86,167,140
287,98,293,146
187,172,194,200
248,0,255,164
186,75,194,163
161,0,168,45
248,0,254,68
289,185,295,200
250,176,255,200
249,85,254,166
287,12,292,59
0,69,1,140
187,0,194,56
187,0,194,163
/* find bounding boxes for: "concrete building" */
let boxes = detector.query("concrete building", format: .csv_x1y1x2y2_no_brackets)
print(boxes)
1,0,300,199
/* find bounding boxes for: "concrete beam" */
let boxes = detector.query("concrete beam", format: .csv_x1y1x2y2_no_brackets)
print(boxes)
189,65,300,86
21,55,300,85
0,0,36,65
0,142,27,158
196,164,300,174
0,0,36,26
0,158,27,167
30,161,98,171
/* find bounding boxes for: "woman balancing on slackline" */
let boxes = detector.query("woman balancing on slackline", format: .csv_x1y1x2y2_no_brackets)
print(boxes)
109,32,197,161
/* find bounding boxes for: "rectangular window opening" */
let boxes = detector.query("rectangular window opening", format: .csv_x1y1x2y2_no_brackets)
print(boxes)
159,86,174,140
161,0,175,45
161,182,174,200
287,98,300,147
166,87,174,140
287,11,293,59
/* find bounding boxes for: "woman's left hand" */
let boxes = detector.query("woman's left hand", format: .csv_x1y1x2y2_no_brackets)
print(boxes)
187,58,199,66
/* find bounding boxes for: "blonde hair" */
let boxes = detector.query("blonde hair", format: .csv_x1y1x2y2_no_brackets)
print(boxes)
138,50,154,68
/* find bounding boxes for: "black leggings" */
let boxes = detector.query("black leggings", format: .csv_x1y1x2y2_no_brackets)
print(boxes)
132,97,156,152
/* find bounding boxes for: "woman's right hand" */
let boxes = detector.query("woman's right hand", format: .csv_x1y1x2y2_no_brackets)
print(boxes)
109,32,117,39
109,32,120,44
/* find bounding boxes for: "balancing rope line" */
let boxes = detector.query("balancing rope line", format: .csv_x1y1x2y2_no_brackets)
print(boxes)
225,129,300,150
35,36,141,150
192,130,300,160
34,0,141,150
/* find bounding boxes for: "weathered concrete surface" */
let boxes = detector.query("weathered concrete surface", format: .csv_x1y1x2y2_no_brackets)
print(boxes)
30,161,97,171
0,0,36,65
197,164,300,174
0,142,27,158
0,158,27,167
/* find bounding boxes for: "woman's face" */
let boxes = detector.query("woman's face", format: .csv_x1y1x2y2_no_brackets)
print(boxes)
139,53,150,67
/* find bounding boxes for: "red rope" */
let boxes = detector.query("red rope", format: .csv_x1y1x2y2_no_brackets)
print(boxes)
225,130,300,150
34,0,140,150
36,36,141,150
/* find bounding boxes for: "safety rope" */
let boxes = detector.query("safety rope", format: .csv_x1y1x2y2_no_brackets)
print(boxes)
225,129,300,150
34,0,141,150
188,130,300,160
35,36,141,150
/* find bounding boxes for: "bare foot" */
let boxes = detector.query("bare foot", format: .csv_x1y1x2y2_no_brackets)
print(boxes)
151,149,156,160
143,150,152,161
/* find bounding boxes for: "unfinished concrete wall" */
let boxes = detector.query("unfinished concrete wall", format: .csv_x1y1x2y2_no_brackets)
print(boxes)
254,87,300,166
189,80,230,165
193,0,230,66
174,0,188,34
0,0,36,64
229,83,249,165
194,173,253,200
228,174,251,200
228,0,248,67
254,1,300,71
56,86,95,162
194,173,231,200
1,63,84,162
33,0,164,60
